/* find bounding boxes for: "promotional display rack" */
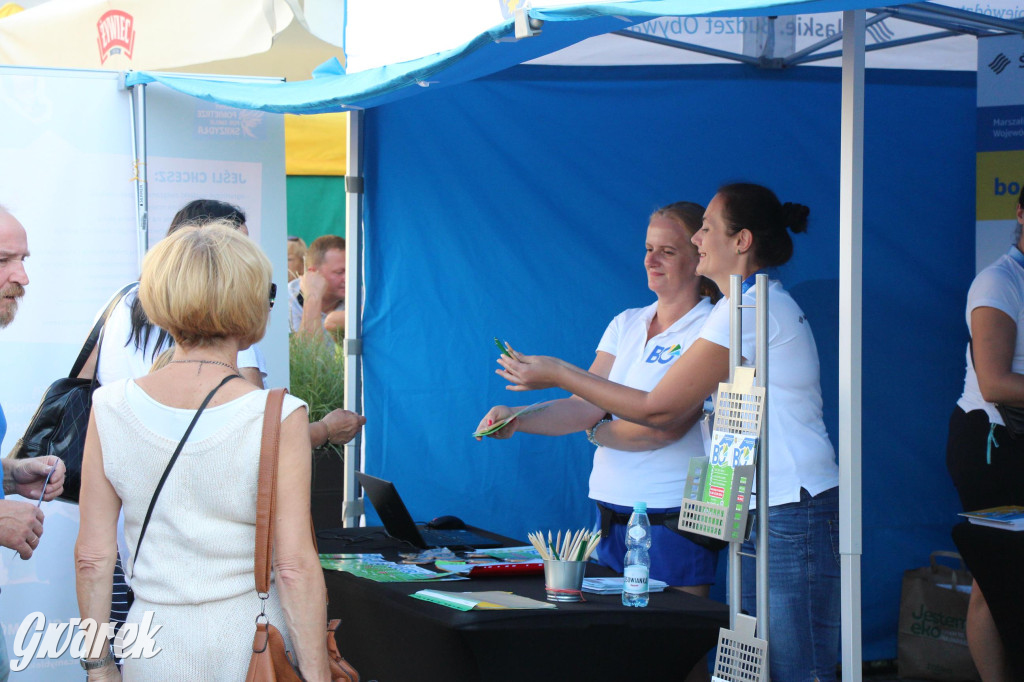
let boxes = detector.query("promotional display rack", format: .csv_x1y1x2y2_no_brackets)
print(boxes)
679,274,771,682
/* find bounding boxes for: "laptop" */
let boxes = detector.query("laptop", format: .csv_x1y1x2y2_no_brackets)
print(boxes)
356,472,503,549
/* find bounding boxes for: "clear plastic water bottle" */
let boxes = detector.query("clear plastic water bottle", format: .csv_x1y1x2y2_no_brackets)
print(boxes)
622,501,651,607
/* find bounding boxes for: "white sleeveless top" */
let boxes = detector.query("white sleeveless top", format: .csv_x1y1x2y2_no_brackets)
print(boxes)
91,379,306,680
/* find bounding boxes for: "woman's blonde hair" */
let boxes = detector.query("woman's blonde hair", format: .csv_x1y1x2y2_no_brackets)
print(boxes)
150,347,175,372
139,221,272,349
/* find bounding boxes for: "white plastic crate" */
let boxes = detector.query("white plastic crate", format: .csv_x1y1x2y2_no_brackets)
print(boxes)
712,614,768,682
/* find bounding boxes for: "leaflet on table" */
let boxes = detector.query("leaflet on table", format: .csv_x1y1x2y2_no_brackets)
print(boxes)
435,561,545,578
959,505,1024,530
412,589,556,610
319,553,466,581
398,547,459,564
435,547,545,576
701,432,757,506
581,577,668,595
473,545,543,562
319,552,384,566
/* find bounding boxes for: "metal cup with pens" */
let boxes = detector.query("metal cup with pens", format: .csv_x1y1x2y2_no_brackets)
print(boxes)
529,529,600,603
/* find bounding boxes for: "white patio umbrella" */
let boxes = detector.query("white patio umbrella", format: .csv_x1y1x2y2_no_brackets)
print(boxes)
0,0,345,82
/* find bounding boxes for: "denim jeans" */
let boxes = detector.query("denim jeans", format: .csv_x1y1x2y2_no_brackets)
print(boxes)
741,486,841,682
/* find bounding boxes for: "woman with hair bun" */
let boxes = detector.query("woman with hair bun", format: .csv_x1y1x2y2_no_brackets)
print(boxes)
496,183,840,681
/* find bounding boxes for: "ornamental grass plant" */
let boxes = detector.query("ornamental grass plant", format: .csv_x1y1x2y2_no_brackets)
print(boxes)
289,332,346,529
288,332,345,433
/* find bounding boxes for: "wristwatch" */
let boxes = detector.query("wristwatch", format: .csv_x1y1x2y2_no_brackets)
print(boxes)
586,417,612,447
80,646,114,671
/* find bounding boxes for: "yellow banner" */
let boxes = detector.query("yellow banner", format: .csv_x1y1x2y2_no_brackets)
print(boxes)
977,150,1024,221
284,112,347,176
0,3,24,19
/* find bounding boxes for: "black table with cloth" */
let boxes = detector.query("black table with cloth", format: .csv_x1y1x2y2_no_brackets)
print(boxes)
317,526,729,682
951,521,1024,679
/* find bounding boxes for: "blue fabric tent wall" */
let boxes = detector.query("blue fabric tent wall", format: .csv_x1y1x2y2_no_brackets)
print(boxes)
359,62,975,661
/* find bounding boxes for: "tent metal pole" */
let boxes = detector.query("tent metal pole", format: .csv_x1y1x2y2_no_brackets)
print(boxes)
342,109,365,528
754,274,769,656
840,10,865,682
128,82,149,271
727,275,742,630
727,273,769,656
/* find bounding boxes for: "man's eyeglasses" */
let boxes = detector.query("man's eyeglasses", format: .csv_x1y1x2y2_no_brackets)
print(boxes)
269,283,277,310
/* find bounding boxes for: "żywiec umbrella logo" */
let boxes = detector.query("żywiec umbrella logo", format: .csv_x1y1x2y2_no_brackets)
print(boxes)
96,10,135,64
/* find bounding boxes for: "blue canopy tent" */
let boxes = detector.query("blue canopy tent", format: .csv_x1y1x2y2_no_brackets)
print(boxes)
123,1,1024,676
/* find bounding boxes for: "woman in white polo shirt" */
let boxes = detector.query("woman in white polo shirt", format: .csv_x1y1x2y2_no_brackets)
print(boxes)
496,183,840,682
476,202,722,597
946,186,1024,681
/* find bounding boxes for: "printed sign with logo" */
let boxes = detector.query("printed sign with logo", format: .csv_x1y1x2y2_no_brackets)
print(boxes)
977,34,1024,270
195,103,268,141
96,10,135,65
702,431,758,506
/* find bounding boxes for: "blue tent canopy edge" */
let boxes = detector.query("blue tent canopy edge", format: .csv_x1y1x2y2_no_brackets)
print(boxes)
124,0,917,113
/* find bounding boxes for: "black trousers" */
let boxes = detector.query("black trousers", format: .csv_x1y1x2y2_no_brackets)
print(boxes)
946,406,1024,513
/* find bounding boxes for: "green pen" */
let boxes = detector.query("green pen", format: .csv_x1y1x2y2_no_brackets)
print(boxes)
494,337,512,357
574,537,587,562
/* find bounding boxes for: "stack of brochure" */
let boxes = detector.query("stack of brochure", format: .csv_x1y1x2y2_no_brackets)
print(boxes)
582,576,668,595
959,505,1024,531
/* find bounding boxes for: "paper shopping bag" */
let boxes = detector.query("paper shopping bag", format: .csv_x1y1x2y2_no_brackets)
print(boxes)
897,551,979,681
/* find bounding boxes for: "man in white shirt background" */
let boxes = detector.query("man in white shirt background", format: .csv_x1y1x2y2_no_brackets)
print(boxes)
288,234,346,340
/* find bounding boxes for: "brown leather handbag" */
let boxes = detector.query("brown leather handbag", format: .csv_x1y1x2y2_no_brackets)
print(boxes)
245,388,360,682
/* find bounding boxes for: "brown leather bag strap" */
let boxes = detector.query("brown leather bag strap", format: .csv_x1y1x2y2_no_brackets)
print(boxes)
254,388,287,595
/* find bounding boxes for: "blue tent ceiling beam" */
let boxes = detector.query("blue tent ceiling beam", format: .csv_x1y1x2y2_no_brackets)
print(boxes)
610,29,765,65
784,11,891,65
884,5,1011,35
904,1,1024,32
790,28,958,64
610,4,1024,70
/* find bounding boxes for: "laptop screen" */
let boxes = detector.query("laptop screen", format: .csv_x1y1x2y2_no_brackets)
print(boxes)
356,472,429,548
356,472,504,549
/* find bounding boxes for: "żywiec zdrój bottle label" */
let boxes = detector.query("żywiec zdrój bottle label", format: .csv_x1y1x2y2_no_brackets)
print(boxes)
623,564,649,593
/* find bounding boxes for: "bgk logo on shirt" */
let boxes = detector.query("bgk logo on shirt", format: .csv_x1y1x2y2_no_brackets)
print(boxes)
645,344,681,364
